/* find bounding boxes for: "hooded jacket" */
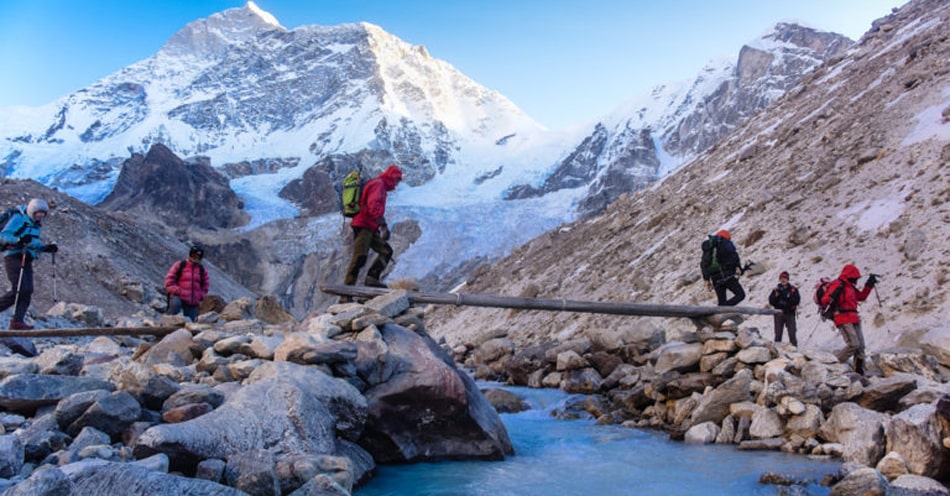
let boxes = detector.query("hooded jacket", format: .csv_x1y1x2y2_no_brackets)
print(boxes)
351,165,402,232
164,260,209,306
821,264,872,326
0,205,51,259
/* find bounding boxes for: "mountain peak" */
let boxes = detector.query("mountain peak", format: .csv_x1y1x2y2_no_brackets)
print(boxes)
160,1,284,57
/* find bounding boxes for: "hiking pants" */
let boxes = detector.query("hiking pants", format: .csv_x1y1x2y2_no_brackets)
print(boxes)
773,312,798,346
835,322,866,373
713,276,745,306
167,295,199,322
344,227,393,285
0,254,33,324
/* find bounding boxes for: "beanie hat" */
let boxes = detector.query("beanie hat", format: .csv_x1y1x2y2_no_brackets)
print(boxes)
779,271,789,280
715,229,731,240
26,198,49,221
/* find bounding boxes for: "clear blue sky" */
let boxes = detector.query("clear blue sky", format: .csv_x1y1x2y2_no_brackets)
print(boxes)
0,0,902,129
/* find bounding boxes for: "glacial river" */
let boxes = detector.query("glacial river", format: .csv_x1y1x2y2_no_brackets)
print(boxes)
355,385,841,496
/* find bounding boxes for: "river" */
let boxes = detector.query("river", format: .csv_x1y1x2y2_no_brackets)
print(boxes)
355,385,841,496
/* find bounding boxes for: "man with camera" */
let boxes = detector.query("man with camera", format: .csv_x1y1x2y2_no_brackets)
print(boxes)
820,264,878,375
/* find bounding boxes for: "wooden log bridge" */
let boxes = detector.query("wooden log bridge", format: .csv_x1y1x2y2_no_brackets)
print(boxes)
321,285,780,318
0,326,181,338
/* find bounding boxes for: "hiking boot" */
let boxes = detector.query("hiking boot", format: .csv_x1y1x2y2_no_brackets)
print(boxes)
364,277,387,288
9,321,33,330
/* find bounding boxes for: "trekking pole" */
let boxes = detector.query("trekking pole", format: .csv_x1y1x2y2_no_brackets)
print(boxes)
51,251,57,303
12,250,27,315
873,286,883,308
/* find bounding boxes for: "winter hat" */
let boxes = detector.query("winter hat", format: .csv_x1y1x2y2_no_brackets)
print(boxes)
715,229,731,240
26,198,49,221
189,244,205,258
779,271,789,280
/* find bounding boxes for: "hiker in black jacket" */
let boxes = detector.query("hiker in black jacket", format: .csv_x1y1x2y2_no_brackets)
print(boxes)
702,229,746,306
768,271,801,346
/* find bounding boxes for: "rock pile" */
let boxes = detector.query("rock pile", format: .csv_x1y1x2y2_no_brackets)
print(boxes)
0,290,511,495
459,316,950,493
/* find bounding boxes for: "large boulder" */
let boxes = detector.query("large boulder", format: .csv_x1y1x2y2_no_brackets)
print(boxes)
358,324,513,462
886,402,948,480
68,461,246,495
133,364,365,470
819,402,888,467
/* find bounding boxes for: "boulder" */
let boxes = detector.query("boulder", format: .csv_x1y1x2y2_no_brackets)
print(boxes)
358,324,513,462
828,467,888,496
886,402,947,480
654,342,703,375
819,402,888,467
0,374,114,414
857,374,917,413
134,369,355,469
69,460,246,495
687,369,753,428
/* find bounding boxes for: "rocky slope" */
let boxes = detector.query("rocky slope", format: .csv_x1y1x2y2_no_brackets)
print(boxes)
428,0,949,359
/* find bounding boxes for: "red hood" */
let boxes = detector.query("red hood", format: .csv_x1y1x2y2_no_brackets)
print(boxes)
381,165,403,191
839,264,861,280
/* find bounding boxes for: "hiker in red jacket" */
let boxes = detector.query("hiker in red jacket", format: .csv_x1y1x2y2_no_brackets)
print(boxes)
343,165,403,293
820,264,877,374
164,245,210,321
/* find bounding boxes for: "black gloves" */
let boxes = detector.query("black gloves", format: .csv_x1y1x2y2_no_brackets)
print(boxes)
43,244,58,253
14,235,35,248
378,225,391,241
866,274,878,288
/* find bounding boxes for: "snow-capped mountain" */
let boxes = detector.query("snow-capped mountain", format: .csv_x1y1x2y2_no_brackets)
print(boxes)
0,2,861,317
507,23,852,218
0,1,556,209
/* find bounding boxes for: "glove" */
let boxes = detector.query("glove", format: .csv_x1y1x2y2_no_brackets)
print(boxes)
43,243,58,253
378,225,391,241
14,234,35,249
866,274,877,288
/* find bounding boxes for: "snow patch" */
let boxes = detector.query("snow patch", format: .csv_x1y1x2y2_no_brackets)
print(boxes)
836,196,906,232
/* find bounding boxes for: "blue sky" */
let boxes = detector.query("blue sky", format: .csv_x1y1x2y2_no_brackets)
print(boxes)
0,0,902,129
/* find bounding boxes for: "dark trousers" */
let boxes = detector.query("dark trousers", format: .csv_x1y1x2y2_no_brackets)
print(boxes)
344,227,393,285
0,254,33,323
773,312,798,346
167,295,199,321
713,276,745,306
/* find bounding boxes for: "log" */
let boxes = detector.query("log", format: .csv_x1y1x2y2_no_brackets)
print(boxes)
0,326,181,338
320,285,780,318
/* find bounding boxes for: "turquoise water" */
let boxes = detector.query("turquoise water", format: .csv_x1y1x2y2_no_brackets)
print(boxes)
355,386,841,496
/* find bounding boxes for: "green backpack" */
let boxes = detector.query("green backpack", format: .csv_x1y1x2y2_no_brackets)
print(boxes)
341,170,362,217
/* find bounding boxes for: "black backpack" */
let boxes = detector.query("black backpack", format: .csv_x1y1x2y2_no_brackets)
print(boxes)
700,235,723,278
814,277,843,321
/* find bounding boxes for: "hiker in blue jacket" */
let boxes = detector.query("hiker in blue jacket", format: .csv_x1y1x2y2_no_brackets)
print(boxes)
702,229,746,306
0,199,58,330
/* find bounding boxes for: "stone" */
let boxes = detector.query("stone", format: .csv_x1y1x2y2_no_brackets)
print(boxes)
749,406,784,439
0,434,24,478
67,390,141,437
886,402,946,480
0,374,115,414
654,342,703,375
684,421,720,445
219,297,255,322
357,324,512,462
363,290,410,318
688,369,752,427
819,402,888,467
857,374,917,413
224,449,280,496
254,295,296,325
876,451,909,479
828,467,888,496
